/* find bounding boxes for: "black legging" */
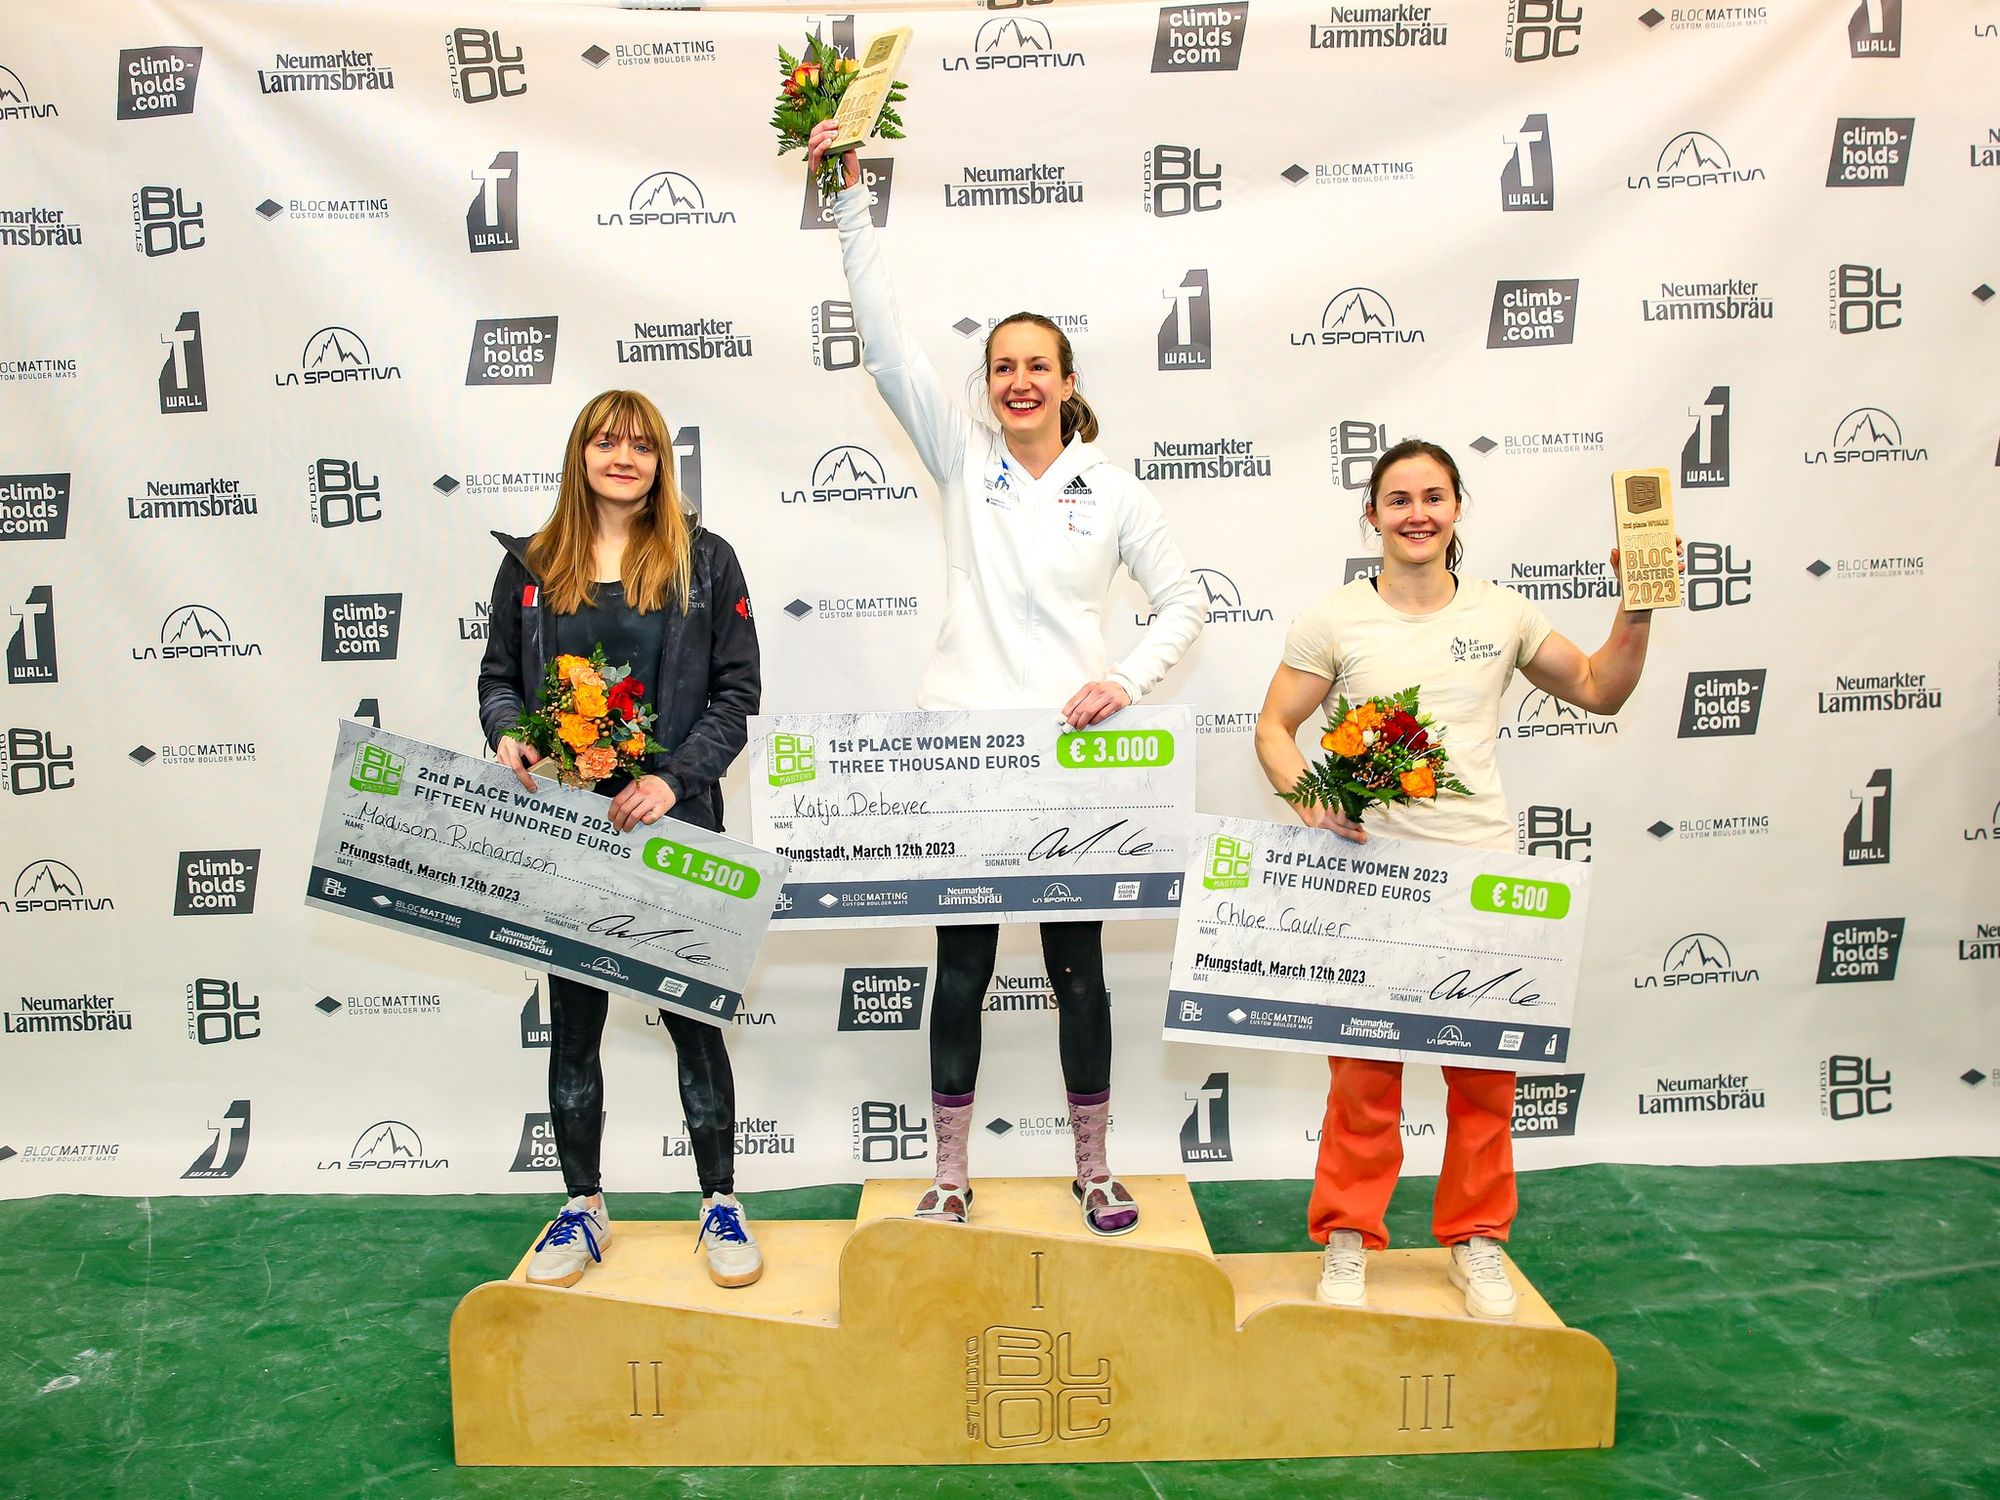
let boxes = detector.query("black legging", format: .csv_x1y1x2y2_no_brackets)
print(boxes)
930,921,1111,1098
547,972,735,1199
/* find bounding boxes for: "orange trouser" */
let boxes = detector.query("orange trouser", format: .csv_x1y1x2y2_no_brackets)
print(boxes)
1306,1055,1518,1251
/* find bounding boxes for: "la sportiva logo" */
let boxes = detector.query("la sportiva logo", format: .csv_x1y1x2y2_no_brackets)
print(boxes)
1626,132,1764,190
1821,1055,1891,1119
1634,933,1758,989
1500,114,1554,210
132,186,203,256
1486,279,1578,347
1151,3,1248,71
275,326,401,388
5,859,111,915
1141,568,1271,626
0,62,60,123
851,1099,928,1163
1144,145,1221,216
1158,269,1212,370
133,605,263,662
1805,408,1928,466
1499,688,1616,741
466,150,519,252
1293,287,1424,348
1180,1072,1231,1161
447,28,526,104
1,727,75,794
6,584,57,683
182,1100,251,1179
465,316,558,385
1843,769,1891,866
1826,118,1915,187
117,46,203,119
159,311,208,413
768,732,817,786
1203,833,1253,890
1816,919,1905,983
1506,1,1582,62
320,1119,449,1171
781,445,917,505
598,171,737,228
944,16,1086,71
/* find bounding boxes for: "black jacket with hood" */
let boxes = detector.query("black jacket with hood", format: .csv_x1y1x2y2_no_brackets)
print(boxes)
475,528,760,832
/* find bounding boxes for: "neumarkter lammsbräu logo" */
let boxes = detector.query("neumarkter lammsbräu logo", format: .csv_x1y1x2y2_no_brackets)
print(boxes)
322,593,402,660
466,317,557,384
117,47,202,119
175,849,260,916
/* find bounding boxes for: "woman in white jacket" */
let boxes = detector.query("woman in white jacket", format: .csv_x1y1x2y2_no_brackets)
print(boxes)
809,122,1205,1233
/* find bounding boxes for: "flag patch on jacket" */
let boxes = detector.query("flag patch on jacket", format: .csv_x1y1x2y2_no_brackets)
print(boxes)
735,595,752,620
521,584,539,608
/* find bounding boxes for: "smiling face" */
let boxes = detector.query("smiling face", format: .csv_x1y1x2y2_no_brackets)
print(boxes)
582,423,659,512
985,319,1075,447
1367,454,1461,568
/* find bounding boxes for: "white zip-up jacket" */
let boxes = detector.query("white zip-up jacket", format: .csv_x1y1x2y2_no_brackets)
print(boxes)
835,185,1205,710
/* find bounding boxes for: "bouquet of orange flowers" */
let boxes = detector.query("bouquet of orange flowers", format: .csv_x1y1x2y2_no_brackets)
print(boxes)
1281,686,1470,824
509,646,664,790
770,34,907,199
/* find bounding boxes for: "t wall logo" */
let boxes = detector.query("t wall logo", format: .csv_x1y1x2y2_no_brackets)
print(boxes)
1821,1055,1891,1120
1805,408,1927,466
1158,269,1212,369
6,584,57,684
322,594,402,660
851,1099,928,1163
1826,118,1915,186
1486,279,1579,347
159,311,208,414
1519,804,1591,860
1500,114,1554,210
187,977,260,1044
943,17,1086,71
132,185,203,257
801,159,893,230
1829,264,1900,333
1151,3,1249,71
1635,933,1758,991
838,966,926,1030
1686,541,1751,611
275,326,401,388
0,474,68,540
133,605,263,662
465,316,558,385
1511,1074,1584,1136
175,849,260,916
117,46,203,119
1843,769,1891,866
0,63,61,123
598,170,738,228
781,446,917,505
1179,1072,1231,1162
447,28,526,104
308,458,382,528
519,981,551,1047
320,1119,449,1171
1848,0,1901,57
1506,1,1582,62
1681,386,1730,487
182,1100,251,1180
6,859,112,914
1626,132,1764,190
1816,918,1905,983
1144,145,1222,216
1293,287,1425,348
510,1112,561,1171
1677,669,1765,738
466,150,519,252
811,299,860,371
1,727,75,795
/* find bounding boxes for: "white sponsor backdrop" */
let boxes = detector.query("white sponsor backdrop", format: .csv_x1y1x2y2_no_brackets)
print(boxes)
1,0,1995,1199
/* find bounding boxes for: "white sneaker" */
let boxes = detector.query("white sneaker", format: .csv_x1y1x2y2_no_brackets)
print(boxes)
1316,1229,1368,1307
1448,1236,1518,1320
697,1193,763,1288
526,1195,611,1287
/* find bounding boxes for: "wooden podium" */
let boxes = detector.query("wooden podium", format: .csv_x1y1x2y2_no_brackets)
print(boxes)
450,1176,1615,1465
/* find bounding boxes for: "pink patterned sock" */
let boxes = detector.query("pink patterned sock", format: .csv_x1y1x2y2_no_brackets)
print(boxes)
932,1090,974,1190
1067,1089,1112,1183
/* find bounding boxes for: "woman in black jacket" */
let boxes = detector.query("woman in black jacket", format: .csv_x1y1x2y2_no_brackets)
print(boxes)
476,388,763,1289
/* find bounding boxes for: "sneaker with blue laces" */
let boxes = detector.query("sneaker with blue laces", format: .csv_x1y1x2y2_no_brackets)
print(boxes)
696,1193,763,1288
526,1195,611,1288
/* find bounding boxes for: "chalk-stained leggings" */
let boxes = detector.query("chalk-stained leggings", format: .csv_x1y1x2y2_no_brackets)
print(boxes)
929,921,1111,1097
546,972,735,1199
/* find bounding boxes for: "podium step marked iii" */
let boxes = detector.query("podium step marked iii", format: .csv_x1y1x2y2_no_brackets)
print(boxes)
450,1176,1615,1465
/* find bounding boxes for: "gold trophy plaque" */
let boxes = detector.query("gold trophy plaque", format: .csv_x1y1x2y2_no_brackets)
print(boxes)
1609,468,1681,612
827,28,913,156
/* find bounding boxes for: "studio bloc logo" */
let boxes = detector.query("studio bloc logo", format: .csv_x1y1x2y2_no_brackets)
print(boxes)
1816,919,1905,983
1487,279,1578,347
132,185,203,256
466,317,557,385
1151,4,1249,71
117,47,203,119
1827,118,1914,186
322,593,403,660
187,978,260,1044
0,474,68,540
175,849,260,915
1506,1,1582,62
1822,1055,1891,1120
447,28,526,103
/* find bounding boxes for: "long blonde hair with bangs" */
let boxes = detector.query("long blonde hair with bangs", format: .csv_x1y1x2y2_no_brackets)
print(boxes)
529,389,693,615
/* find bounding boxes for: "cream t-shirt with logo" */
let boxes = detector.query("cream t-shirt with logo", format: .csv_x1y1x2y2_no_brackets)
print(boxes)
1280,575,1552,852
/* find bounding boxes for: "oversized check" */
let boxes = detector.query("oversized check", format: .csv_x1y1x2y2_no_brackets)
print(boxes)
304,722,789,1026
1163,814,1591,1070
746,706,1195,927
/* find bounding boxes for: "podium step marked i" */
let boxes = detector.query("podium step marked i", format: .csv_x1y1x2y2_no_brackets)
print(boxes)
449,1175,1615,1465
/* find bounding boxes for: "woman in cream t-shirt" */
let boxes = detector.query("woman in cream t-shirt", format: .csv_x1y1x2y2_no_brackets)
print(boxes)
1254,438,1673,1320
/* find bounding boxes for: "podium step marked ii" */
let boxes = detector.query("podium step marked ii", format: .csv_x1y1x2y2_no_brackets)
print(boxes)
450,1176,1615,1465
